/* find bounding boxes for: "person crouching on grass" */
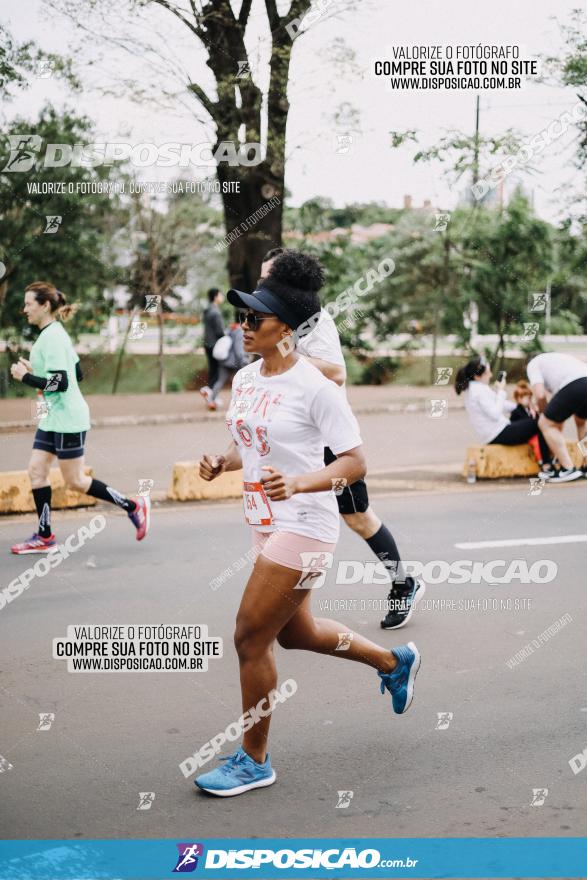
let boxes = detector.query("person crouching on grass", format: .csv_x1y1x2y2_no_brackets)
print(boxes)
194,274,421,797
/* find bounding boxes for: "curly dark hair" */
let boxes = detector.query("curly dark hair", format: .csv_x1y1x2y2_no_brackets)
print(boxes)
262,247,284,262
264,249,326,293
261,275,321,327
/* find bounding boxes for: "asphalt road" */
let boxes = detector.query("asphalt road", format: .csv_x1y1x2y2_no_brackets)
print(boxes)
1,484,586,841
0,397,580,495
0,408,470,494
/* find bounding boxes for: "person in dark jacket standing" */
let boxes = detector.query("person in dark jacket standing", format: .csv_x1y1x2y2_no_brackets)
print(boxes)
201,288,225,400
207,323,249,410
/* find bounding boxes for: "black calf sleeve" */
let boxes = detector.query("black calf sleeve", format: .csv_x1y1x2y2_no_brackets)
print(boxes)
87,479,136,512
32,486,52,538
366,524,415,592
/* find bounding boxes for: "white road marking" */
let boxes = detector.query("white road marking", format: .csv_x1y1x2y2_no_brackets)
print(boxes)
455,534,587,549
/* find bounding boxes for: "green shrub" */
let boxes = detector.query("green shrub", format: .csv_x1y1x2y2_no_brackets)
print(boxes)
359,356,400,385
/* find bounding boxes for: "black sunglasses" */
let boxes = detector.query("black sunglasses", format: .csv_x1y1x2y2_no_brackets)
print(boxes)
238,310,276,331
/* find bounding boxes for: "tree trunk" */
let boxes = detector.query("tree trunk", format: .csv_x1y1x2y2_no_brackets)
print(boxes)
491,324,505,370
430,232,450,383
112,307,138,394
194,0,303,290
158,309,165,393
430,300,440,385
217,161,283,292
498,343,506,373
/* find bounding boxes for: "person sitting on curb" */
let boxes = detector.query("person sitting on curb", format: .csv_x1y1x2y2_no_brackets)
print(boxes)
510,380,553,475
455,357,553,472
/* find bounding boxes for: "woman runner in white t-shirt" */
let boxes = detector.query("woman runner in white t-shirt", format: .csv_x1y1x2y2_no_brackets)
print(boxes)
195,276,420,797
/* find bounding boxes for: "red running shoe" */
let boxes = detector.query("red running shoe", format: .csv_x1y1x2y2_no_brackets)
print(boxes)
11,533,57,555
128,496,151,541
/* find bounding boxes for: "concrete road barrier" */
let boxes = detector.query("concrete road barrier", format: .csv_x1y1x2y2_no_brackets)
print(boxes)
0,468,96,514
168,462,243,501
463,442,584,479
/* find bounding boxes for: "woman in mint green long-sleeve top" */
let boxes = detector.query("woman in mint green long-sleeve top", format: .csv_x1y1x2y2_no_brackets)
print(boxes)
9,281,151,554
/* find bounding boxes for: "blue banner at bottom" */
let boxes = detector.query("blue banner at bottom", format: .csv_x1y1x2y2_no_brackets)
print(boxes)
0,838,585,879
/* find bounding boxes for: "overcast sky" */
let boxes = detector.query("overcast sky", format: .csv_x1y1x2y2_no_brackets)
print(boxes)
5,0,584,222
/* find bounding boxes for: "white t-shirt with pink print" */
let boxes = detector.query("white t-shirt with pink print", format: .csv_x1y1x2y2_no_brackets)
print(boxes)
226,357,362,543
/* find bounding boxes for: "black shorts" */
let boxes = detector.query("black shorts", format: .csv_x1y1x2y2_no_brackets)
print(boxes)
324,446,369,515
544,377,587,423
33,429,87,460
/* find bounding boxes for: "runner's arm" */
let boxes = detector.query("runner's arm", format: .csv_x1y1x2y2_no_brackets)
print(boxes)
22,360,82,388
199,441,242,481
22,371,69,391
12,357,69,391
293,445,366,492
297,315,347,385
300,355,346,386
221,440,242,471
261,445,366,500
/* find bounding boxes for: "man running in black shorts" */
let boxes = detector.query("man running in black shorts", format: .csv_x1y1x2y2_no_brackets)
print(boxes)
260,248,425,629
528,352,587,483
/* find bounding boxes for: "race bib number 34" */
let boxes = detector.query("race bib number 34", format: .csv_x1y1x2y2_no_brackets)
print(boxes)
243,481,273,526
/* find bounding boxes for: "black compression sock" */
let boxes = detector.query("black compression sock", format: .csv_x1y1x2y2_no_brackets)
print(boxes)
32,486,52,538
87,479,136,512
365,524,415,592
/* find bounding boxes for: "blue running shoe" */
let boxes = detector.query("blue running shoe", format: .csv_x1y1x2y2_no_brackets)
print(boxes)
195,747,276,797
378,641,421,714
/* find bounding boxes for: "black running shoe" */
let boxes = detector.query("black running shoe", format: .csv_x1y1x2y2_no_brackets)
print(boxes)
549,467,583,483
380,579,426,630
